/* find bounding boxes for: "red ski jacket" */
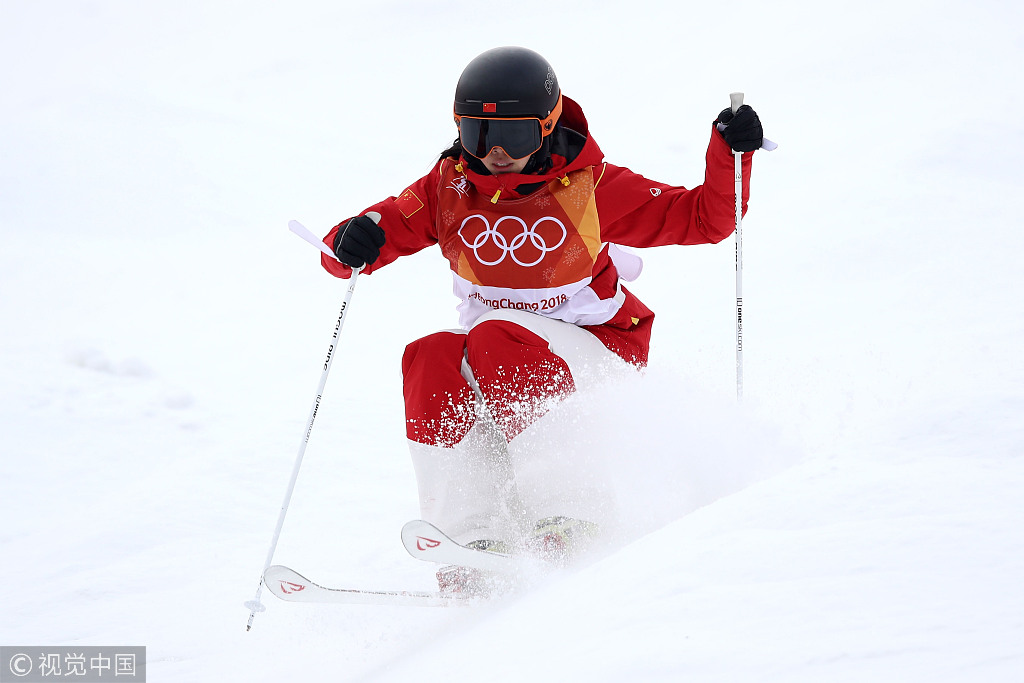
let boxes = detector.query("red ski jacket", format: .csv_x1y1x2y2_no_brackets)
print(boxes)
322,96,752,366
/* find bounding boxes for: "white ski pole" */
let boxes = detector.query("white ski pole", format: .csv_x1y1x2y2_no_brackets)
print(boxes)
245,212,378,631
730,92,745,401
725,94,777,401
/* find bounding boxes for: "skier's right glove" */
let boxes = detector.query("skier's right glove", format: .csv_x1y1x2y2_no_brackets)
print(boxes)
332,215,386,268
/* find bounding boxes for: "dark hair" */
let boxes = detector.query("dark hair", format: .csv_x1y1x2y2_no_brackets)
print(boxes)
438,137,489,175
439,138,462,161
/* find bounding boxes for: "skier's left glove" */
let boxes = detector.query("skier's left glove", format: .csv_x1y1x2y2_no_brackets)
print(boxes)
715,104,763,152
332,215,386,268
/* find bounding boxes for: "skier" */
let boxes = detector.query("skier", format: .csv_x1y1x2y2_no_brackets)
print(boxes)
320,46,764,593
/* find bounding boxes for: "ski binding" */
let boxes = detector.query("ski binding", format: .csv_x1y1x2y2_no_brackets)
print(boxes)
400,519,547,573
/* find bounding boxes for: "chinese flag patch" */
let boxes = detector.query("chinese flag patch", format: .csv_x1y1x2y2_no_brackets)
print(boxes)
483,102,497,113
395,188,424,218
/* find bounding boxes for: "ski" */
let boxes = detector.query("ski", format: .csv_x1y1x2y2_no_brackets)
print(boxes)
401,519,543,573
263,564,472,607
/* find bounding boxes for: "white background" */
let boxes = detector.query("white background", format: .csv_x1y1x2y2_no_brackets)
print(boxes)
1,1,1022,680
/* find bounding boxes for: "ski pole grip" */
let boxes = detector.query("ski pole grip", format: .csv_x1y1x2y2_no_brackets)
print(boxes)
352,212,381,274
730,92,744,114
727,92,776,151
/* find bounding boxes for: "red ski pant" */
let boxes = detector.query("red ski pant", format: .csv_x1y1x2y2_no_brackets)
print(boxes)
402,306,649,447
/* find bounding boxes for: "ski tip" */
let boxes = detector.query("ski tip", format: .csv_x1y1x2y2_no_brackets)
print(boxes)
401,519,434,533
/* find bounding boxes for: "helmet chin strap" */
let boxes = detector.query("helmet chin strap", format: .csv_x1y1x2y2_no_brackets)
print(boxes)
461,152,491,176
520,135,553,175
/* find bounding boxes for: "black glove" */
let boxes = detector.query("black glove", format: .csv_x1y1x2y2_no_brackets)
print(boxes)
715,104,763,152
332,215,386,268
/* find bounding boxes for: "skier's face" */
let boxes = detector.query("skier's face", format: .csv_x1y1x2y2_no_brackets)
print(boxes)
481,147,529,175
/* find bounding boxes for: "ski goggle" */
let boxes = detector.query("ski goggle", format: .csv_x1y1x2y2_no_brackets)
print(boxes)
455,94,563,160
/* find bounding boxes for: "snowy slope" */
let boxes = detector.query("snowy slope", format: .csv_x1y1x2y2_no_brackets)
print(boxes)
2,1,1022,681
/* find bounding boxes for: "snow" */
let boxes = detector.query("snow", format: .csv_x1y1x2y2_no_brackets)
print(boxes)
2,0,1022,680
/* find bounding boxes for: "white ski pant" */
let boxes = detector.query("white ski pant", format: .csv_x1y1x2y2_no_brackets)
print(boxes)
405,309,636,545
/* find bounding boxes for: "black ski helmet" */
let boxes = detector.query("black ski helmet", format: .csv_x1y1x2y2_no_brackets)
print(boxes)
454,46,561,121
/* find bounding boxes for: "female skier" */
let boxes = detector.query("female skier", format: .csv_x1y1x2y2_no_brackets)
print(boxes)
320,46,764,593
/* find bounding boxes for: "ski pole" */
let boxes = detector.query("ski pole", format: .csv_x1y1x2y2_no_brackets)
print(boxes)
726,94,777,401
730,92,745,401
245,213,378,631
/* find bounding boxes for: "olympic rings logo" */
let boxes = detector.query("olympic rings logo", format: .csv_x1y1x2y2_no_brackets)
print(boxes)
458,214,567,267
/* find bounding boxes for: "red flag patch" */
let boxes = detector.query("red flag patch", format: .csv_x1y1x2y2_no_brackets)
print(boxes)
395,188,424,218
483,102,496,113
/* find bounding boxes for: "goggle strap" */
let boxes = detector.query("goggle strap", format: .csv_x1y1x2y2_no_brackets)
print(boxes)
538,94,562,137
454,93,563,138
